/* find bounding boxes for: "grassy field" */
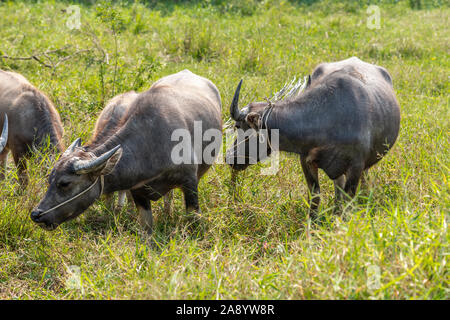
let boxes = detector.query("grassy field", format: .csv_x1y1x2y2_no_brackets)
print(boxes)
0,0,448,299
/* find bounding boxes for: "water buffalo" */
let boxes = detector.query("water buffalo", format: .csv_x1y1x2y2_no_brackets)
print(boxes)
0,70,64,185
31,70,222,232
226,57,400,215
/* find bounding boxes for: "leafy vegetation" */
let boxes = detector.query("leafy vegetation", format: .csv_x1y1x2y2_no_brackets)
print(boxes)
0,0,448,299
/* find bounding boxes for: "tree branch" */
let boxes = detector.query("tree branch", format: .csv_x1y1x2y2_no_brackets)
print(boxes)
0,46,93,72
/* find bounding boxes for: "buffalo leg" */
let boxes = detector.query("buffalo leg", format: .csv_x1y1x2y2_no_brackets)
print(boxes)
0,149,8,180
182,179,200,214
300,157,320,217
115,191,134,212
131,190,153,234
126,191,134,209
344,163,364,198
333,175,346,203
116,191,126,211
333,175,346,213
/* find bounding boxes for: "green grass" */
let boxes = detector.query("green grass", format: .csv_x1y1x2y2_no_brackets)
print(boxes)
0,0,448,299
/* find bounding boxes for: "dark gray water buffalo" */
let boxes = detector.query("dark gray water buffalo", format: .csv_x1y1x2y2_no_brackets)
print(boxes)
31,70,222,232
0,70,64,184
227,57,400,214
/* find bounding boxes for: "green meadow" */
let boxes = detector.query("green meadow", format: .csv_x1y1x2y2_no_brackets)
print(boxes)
0,0,448,299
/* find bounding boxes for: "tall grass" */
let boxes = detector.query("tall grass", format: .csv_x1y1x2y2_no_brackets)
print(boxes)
0,0,448,299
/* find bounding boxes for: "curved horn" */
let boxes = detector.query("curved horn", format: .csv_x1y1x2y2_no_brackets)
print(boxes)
73,145,122,174
62,138,82,157
0,114,8,153
230,79,243,120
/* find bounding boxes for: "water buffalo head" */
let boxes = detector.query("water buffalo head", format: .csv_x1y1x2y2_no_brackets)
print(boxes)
0,114,8,153
30,138,122,230
226,80,272,171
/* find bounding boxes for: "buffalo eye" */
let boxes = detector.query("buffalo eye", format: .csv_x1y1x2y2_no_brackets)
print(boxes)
57,180,71,188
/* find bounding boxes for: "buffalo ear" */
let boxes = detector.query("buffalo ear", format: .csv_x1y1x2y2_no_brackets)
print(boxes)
245,112,261,130
62,138,82,158
306,75,312,88
97,147,122,176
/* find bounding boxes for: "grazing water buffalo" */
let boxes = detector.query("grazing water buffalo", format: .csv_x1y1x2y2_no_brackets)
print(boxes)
227,57,400,215
0,70,64,185
31,70,222,232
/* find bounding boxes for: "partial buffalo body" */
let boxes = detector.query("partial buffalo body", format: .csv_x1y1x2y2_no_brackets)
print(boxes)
0,70,64,185
31,70,222,232
91,91,137,212
92,91,173,213
227,57,400,216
